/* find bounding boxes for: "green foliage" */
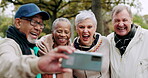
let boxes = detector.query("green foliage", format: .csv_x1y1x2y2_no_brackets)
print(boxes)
133,14,148,29
0,0,142,37
0,0,93,37
143,15,148,24
0,15,12,37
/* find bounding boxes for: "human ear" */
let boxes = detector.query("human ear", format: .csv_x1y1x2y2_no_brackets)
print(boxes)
76,26,78,32
14,18,21,29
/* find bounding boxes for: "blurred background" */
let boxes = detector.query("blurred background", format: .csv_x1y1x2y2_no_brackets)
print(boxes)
0,0,148,41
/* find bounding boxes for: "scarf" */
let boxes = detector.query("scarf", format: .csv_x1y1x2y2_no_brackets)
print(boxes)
114,24,137,56
6,26,36,55
74,34,99,51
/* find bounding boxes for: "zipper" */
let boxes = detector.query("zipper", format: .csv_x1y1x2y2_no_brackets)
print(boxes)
84,70,87,78
120,56,122,62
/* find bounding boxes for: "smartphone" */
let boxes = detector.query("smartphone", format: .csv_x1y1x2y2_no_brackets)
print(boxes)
62,50,102,71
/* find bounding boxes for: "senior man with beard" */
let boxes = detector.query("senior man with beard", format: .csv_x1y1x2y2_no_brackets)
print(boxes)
0,3,75,78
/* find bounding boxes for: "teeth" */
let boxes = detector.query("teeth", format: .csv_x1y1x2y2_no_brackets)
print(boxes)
83,35,89,37
31,32,37,36
83,34,88,36
118,27,125,30
59,39,66,41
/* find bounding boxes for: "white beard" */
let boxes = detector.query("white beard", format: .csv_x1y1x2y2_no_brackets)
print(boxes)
27,35,37,44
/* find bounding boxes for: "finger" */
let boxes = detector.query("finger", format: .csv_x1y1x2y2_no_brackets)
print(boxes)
52,62,72,73
39,50,46,55
37,43,44,51
37,41,46,49
55,53,69,59
37,41,49,53
47,52,69,60
39,42,45,49
52,46,75,54
41,41,47,47
60,68,72,73
59,58,63,63
38,46,46,53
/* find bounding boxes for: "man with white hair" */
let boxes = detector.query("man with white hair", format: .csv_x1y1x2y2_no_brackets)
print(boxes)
108,5,148,78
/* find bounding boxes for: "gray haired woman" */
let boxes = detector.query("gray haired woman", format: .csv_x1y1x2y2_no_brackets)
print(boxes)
73,10,110,78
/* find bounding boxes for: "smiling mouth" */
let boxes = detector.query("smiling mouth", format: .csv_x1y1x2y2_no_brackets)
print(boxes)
82,35,90,41
82,35,90,37
30,32,38,39
58,38,67,43
117,27,127,30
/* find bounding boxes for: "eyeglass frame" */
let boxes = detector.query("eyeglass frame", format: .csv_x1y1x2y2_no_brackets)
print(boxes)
20,17,45,29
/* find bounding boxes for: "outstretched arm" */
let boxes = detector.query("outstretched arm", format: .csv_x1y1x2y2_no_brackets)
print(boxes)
38,46,75,73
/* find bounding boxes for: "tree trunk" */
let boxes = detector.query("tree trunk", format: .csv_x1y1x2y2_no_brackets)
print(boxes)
91,0,104,35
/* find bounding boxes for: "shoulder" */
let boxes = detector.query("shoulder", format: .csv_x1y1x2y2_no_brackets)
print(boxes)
0,38,18,46
0,38,21,54
38,34,53,42
39,34,52,40
139,28,148,40
107,32,114,41
135,25,148,37
100,35,108,41
141,27,148,35
107,32,114,38
95,33,109,43
73,37,78,43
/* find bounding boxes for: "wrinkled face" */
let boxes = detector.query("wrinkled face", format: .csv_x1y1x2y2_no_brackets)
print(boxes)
15,14,43,44
76,18,96,46
52,21,71,46
112,9,132,36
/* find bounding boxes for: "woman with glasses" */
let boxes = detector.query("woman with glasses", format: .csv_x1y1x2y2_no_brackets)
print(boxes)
36,17,72,78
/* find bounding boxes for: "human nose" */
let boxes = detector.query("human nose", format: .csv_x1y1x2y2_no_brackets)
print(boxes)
34,24,43,31
118,22,124,26
83,28,88,33
60,32,66,37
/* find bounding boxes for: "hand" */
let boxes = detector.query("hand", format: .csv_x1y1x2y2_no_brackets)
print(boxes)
36,41,48,56
38,46,75,73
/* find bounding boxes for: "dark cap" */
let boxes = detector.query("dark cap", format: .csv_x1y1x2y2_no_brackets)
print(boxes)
15,3,49,20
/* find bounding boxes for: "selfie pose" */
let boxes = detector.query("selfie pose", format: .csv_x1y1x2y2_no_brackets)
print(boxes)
73,10,110,78
0,3,75,78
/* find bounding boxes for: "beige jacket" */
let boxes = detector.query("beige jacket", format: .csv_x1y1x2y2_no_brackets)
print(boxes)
37,34,72,78
0,38,43,78
107,25,148,78
73,33,110,78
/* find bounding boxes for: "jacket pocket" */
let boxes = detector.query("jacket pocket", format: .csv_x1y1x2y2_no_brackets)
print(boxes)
136,60,148,78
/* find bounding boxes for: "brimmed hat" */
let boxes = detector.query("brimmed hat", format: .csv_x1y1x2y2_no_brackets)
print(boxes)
15,3,49,20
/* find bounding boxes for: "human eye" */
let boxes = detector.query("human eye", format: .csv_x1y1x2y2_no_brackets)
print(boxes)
114,19,119,23
34,20,44,28
56,30,62,33
65,30,70,34
123,19,128,22
39,23,44,29
88,26,92,29
38,22,44,27
31,20,37,25
79,26,85,29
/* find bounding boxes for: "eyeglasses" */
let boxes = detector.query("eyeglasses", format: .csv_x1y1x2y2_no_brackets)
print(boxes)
21,18,44,29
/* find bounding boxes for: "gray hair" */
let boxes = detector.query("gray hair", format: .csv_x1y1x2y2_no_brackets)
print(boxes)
75,10,97,27
111,5,132,18
52,17,71,31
